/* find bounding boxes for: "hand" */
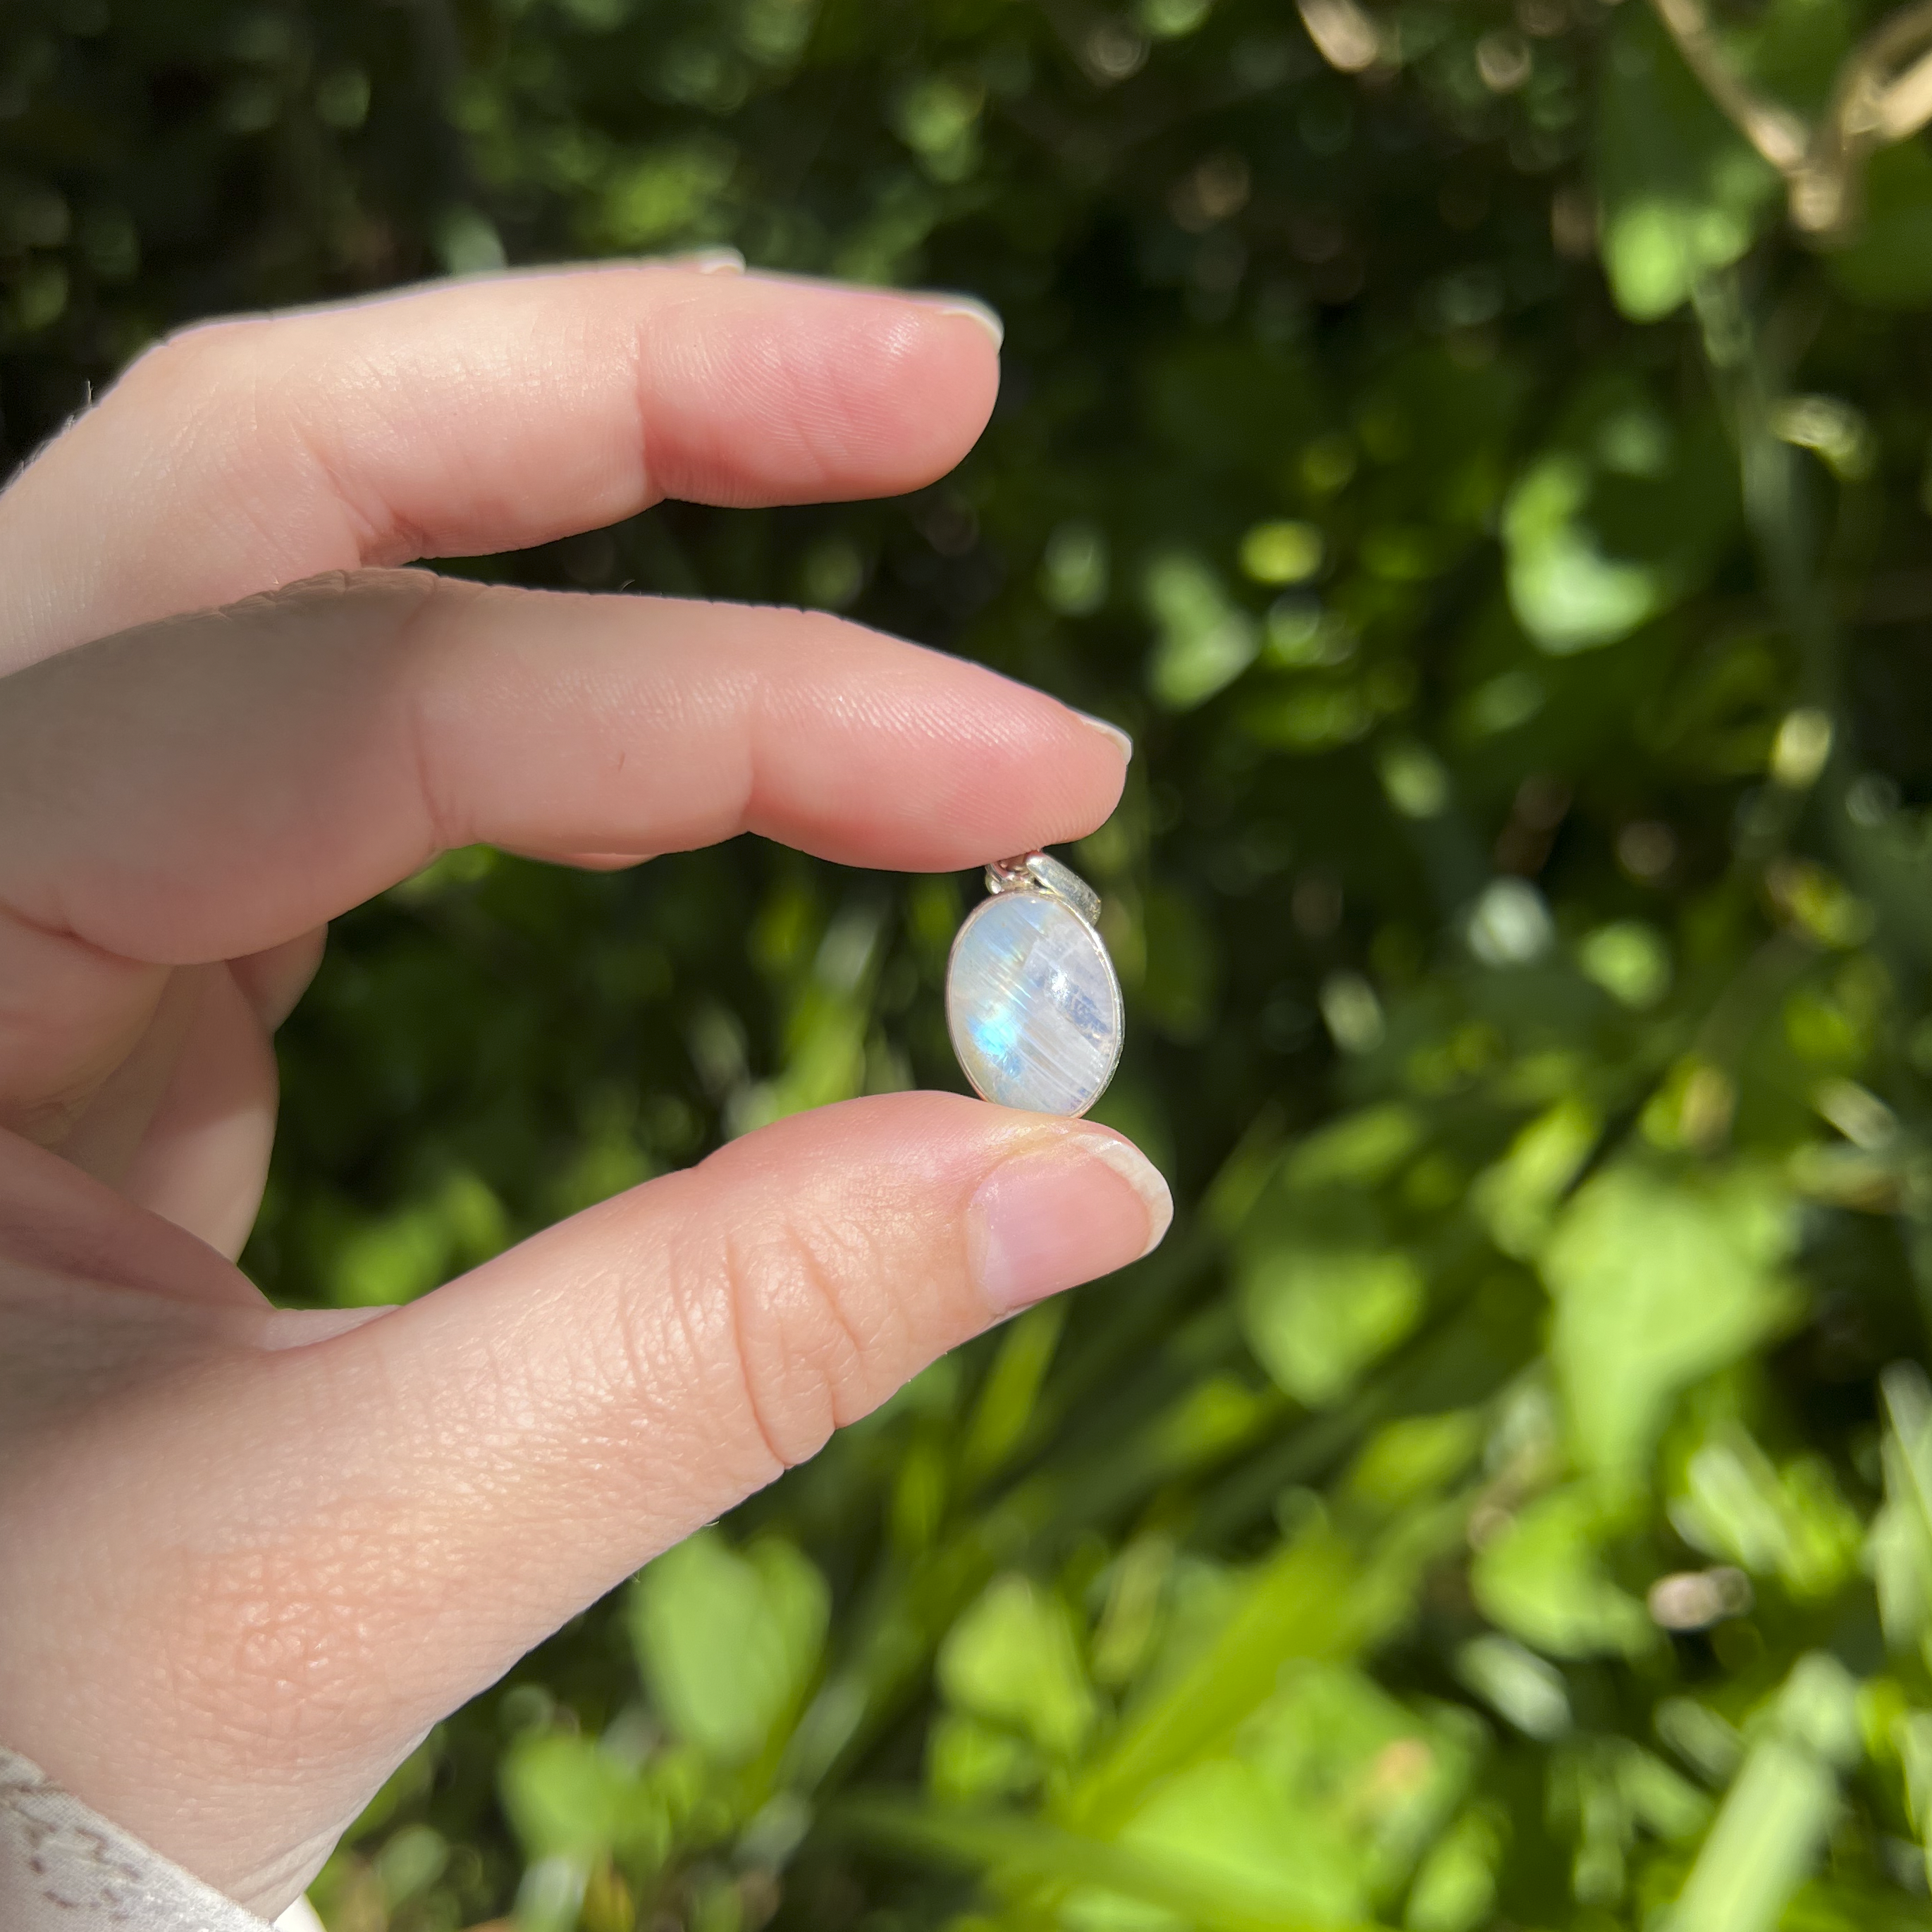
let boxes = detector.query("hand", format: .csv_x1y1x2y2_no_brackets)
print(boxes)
0,263,1169,1919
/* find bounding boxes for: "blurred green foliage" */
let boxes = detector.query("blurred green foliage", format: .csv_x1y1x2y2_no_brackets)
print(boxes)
23,0,1932,1926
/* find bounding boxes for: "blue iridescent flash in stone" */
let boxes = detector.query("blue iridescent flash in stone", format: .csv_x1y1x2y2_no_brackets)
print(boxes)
947,890,1124,1116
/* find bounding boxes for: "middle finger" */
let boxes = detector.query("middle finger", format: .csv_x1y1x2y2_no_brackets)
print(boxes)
0,568,1129,1151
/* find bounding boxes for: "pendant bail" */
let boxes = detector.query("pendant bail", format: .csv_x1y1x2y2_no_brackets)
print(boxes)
984,850,1102,927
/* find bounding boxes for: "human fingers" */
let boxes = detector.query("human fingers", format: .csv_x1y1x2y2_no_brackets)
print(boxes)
228,927,328,1031
0,569,1128,1158
33,964,273,1244
104,968,278,1260
26,961,285,1262
0,1093,1169,1916
0,264,1002,670
0,1127,268,1312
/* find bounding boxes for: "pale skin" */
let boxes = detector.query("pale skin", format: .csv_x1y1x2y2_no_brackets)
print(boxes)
0,260,1171,1920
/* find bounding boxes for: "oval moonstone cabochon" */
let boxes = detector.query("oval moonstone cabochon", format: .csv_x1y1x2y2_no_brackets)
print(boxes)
947,890,1124,1116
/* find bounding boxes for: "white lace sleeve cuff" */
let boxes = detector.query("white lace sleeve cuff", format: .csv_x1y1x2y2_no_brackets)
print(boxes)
0,1745,281,1932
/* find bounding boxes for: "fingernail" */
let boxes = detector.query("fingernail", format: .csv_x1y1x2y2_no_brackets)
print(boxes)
920,293,1004,350
1073,708,1133,764
970,1129,1173,1315
684,246,746,275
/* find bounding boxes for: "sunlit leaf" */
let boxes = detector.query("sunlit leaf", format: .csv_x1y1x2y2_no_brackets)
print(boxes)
1470,1482,1653,1659
1404,1804,1506,1932
1666,1654,1860,1932
1118,1756,1366,1925
1594,4,1778,321
1543,1162,1801,1471
1144,553,1260,710
1241,1242,1425,1407
499,1733,669,1869
937,1575,1097,1760
629,1532,829,1766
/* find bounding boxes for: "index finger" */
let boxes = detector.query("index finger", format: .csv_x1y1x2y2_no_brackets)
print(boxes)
0,570,1129,1139
0,264,1003,670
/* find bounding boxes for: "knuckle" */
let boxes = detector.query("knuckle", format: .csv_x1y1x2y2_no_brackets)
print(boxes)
703,1195,913,1470
113,316,266,415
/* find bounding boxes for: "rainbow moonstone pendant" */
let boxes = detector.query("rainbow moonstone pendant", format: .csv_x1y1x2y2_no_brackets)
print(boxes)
945,851,1124,1117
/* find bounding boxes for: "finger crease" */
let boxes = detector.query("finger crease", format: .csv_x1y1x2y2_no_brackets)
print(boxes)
715,1222,794,1475
393,582,481,858
623,315,663,513
794,1229,873,1430
281,367,431,567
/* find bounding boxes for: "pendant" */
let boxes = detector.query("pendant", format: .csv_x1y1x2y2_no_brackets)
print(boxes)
945,850,1124,1117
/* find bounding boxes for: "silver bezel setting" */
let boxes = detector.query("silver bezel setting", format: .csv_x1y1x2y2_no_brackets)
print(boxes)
945,851,1124,1118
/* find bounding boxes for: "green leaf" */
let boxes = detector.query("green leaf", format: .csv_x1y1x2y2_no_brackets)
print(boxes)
1871,1365,1932,1668
596,138,737,249
1403,1804,1505,1932
1116,1757,1367,1926
1341,1413,1485,1517
1236,1662,1477,1901
841,1794,1372,1932
927,1711,1044,1805
961,1300,1068,1482
629,1531,830,1766
1238,1120,1429,1405
1503,376,1739,656
1735,0,1853,117
1594,3,1779,321
1670,1425,1864,1599
1503,455,1666,653
1145,553,1259,710
1070,1522,1425,1833
1281,1107,1425,1190
1829,142,1932,311
498,1733,668,1866
1666,1654,1859,1931
1470,1096,1601,1260
937,1574,1097,1759
1544,1162,1801,1472
1577,921,1673,1011
1470,1482,1654,1659
1454,1635,1573,1741
1239,1242,1425,1408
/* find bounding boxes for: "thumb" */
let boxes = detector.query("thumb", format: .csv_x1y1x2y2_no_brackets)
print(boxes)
7,1093,1169,1915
